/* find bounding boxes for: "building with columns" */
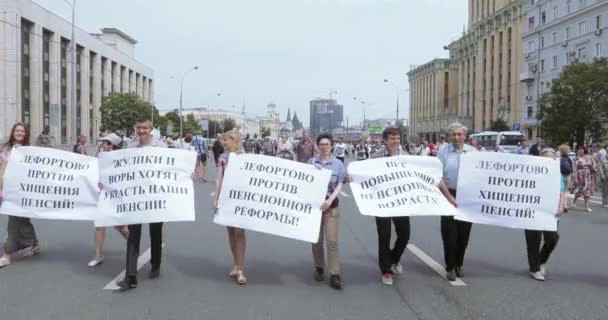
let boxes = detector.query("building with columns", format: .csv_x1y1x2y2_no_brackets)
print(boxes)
0,0,154,144
409,0,526,138
407,59,459,142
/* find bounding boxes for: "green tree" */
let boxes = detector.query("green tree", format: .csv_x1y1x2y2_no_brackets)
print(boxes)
261,127,271,138
221,118,238,133
487,118,510,131
538,58,608,146
101,92,157,134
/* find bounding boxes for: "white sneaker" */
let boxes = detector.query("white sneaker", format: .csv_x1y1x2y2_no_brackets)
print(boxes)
540,264,547,276
570,202,577,209
586,207,592,213
0,255,11,268
88,257,104,267
530,271,545,281
382,273,393,286
390,263,403,275
603,205,608,208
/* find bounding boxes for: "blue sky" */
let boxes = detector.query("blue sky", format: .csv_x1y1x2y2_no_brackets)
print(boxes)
33,0,467,126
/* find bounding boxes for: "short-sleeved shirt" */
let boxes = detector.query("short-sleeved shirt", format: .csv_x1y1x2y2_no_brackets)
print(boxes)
308,156,346,199
216,152,230,169
296,141,315,163
127,137,167,149
193,136,206,155
334,143,347,157
436,143,477,190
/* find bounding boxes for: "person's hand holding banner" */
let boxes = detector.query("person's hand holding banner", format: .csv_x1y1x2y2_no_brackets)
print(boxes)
214,154,331,243
348,155,457,217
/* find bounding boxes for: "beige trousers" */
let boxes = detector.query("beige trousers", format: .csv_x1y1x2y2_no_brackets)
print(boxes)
312,206,340,275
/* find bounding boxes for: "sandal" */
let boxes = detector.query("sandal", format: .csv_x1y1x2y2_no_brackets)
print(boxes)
23,245,41,257
0,254,10,268
229,266,238,278
236,271,247,285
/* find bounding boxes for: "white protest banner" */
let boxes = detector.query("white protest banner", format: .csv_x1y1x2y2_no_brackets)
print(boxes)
455,152,559,231
95,147,197,226
348,155,457,217
214,153,331,243
0,146,100,220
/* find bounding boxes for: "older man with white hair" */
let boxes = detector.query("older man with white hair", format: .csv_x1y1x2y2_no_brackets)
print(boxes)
436,122,477,281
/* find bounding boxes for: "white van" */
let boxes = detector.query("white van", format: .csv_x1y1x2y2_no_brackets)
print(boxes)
469,131,526,153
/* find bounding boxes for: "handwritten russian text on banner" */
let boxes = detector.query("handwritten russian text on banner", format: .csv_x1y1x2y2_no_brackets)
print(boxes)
348,156,456,217
0,146,100,220
95,148,197,226
214,154,331,243
456,152,559,231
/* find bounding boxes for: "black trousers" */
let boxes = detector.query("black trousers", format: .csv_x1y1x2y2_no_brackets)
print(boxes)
126,223,163,278
376,216,410,274
524,229,559,272
440,190,472,271
337,156,345,163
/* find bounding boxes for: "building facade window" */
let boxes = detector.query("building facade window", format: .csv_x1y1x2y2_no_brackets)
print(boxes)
529,16,535,31
553,6,558,19
552,55,558,69
566,26,570,40
567,0,572,13
579,21,586,35
596,15,602,29
76,46,82,136
553,31,557,44
61,38,68,143
43,30,51,134
578,47,587,59
527,106,534,118
540,59,545,72
596,43,602,57
541,11,546,24
541,36,545,48
21,20,32,126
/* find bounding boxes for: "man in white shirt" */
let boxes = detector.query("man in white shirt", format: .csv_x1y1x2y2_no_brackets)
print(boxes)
419,141,430,156
334,138,348,163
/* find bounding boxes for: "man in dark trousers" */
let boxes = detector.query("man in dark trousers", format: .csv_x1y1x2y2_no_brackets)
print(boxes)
116,114,167,290
371,127,411,286
212,134,224,165
529,136,545,156
437,122,477,281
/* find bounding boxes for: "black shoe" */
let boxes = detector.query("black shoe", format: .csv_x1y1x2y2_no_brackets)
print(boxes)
329,274,343,290
314,267,324,282
148,267,160,279
455,267,464,278
446,270,457,282
116,277,137,291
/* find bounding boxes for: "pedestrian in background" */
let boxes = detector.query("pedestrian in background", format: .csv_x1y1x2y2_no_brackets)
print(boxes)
525,147,562,281
212,134,224,164
213,130,248,285
436,122,477,281
0,123,40,268
192,132,209,182
572,146,596,213
276,134,294,160
88,133,129,267
296,134,315,163
333,138,348,163
308,133,346,290
529,136,545,156
595,145,608,208
558,144,573,213
73,135,88,155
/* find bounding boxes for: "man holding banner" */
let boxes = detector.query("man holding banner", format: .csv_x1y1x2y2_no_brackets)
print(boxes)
116,115,167,290
436,122,476,282
370,127,411,286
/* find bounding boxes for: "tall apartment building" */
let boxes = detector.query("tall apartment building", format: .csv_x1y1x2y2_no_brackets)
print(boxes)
409,0,526,140
521,0,608,138
407,59,459,142
309,99,344,136
0,0,154,144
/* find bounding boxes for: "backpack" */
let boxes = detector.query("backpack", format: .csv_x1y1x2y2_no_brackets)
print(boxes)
560,156,573,176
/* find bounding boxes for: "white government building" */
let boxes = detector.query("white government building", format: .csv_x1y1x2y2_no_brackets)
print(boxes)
0,0,154,144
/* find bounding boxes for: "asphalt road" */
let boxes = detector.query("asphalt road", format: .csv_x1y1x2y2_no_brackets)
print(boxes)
0,157,607,320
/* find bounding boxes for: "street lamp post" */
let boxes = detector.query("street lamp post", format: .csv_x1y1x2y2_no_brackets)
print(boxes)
178,66,199,147
383,79,400,125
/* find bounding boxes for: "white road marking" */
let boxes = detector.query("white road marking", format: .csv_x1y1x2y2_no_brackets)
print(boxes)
103,243,166,290
340,191,350,197
407,244,467,287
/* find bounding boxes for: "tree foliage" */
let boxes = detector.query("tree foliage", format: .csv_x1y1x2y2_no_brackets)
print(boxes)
101,92,157,134
538,58,608,146
487,118,510,132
